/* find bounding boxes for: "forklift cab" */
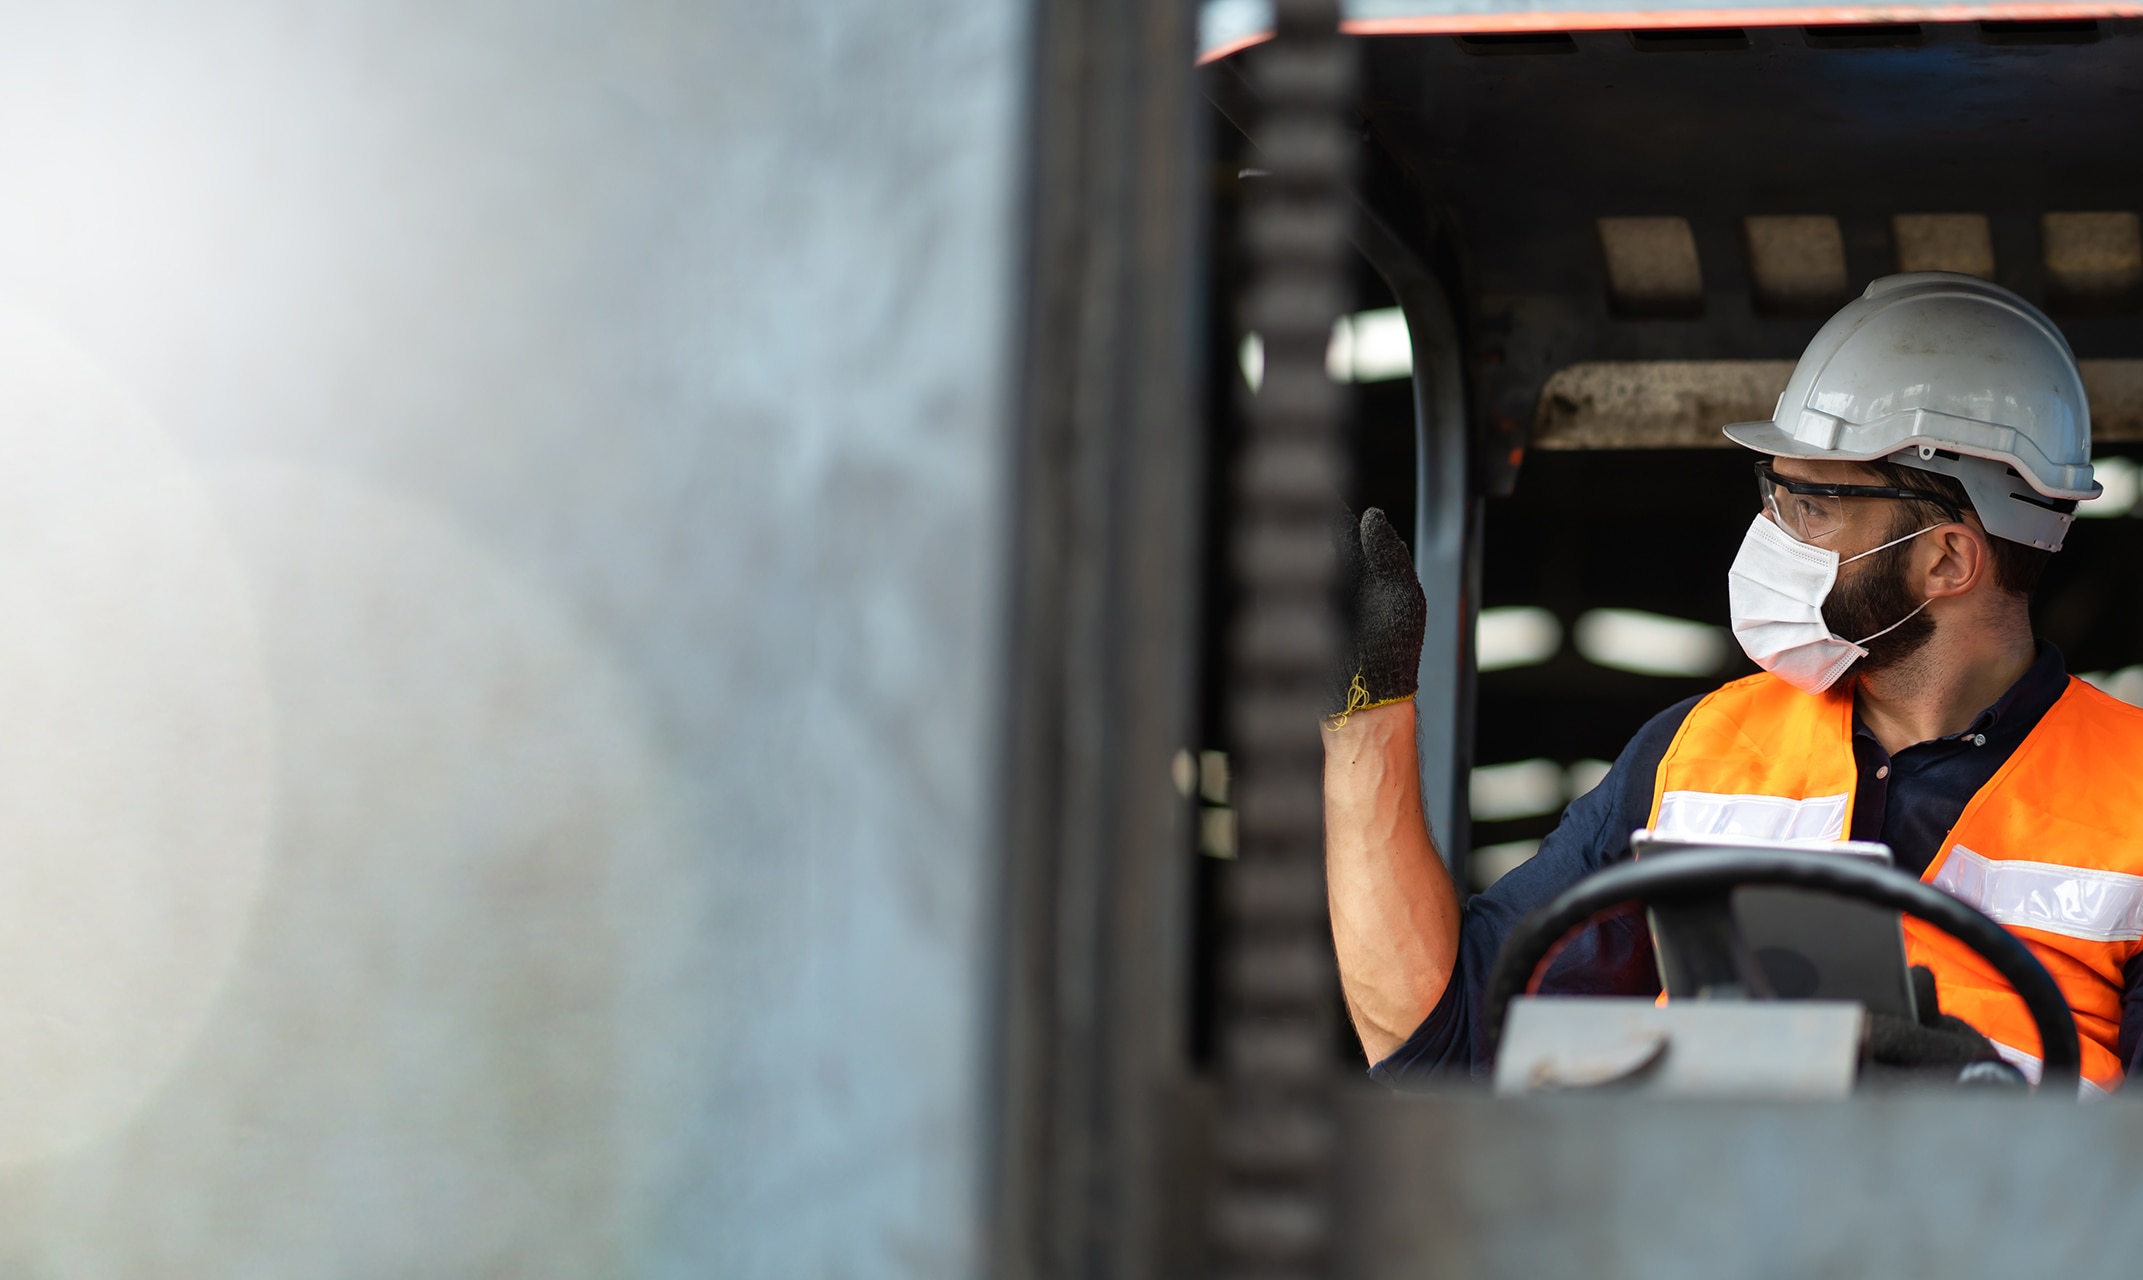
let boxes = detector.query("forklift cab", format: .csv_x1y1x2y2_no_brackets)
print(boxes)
1198,8,2143,1097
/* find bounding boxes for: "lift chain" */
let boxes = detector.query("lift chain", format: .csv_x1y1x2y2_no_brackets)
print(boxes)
1212,4,1355,1277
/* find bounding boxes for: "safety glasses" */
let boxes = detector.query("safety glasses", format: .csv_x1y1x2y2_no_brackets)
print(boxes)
1754,461,1963,543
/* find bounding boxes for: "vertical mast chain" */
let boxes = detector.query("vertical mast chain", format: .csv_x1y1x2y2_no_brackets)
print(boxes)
1212,4,1355,1277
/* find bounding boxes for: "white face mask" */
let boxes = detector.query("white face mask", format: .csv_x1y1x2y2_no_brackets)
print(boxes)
1726,514,1938,695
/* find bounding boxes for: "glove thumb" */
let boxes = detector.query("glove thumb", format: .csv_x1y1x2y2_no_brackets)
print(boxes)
1360,507,1412,580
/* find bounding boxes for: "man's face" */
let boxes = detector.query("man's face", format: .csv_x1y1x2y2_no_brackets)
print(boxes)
1764,456,1942,670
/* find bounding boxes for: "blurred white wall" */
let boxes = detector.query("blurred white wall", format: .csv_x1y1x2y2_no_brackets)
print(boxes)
0,2,1024,1274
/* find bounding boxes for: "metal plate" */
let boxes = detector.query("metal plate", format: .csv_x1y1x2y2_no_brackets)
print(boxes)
1495,997,1864,1098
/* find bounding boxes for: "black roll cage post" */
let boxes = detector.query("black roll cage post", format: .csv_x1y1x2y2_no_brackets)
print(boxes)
1348,201,1479,887
1202,62,1484,888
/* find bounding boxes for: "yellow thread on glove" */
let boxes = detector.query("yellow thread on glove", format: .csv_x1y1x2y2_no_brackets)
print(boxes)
1324,672,1414,731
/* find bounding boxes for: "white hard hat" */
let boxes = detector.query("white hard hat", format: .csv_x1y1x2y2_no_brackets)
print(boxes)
1724,272,2099,551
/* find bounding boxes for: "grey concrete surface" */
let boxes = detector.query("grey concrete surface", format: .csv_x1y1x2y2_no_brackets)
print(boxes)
1341,1089,2143,1279
0,2,1025,1274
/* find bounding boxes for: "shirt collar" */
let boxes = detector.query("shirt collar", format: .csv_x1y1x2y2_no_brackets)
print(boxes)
1966,641,2068,738
1851,641,2069,747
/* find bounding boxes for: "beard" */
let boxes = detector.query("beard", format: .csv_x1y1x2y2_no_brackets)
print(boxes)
1822,521,1936,676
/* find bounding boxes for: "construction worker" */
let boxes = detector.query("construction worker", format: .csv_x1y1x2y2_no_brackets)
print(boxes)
1324,272,2143,1095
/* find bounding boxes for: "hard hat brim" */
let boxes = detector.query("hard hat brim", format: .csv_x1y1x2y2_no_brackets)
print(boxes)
1721,419,1813,458
1723,418,1902,466
1717,417,1968,467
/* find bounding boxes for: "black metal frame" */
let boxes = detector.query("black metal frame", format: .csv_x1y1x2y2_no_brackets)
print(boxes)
1206,61,1486,887
990,0,1209,1274
1346,23,2143,469
1351,206,1481,884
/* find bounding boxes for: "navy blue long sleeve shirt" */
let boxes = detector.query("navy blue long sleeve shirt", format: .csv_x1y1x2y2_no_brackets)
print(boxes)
1369,643,2143,1087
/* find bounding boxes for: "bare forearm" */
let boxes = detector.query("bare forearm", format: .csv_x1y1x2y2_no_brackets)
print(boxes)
1324,701,1461,1063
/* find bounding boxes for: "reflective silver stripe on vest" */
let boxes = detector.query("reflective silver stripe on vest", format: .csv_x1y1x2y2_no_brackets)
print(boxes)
1987,1040,2114,1099
1653,790,1850,844
1932,844,2143,944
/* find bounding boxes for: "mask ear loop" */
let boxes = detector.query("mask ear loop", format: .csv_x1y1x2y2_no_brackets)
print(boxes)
1839,523,1943,646
1849,596,1933,647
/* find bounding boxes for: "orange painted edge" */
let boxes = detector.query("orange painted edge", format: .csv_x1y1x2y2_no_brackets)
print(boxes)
1198,2,2143,63
1202,30,1278,62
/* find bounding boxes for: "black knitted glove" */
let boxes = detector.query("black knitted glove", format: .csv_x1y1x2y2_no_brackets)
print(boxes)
1865,1012,1999,1070
1862,966,2024,1087
1328,507,1427,726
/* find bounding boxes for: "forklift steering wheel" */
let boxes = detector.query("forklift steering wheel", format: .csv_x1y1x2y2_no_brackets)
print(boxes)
1480,849,2082,1096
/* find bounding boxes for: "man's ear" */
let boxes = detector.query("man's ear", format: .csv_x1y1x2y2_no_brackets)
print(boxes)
1921,523,1989,598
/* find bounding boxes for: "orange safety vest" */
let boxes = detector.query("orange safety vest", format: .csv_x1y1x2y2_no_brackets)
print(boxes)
1647,671,2143,1095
